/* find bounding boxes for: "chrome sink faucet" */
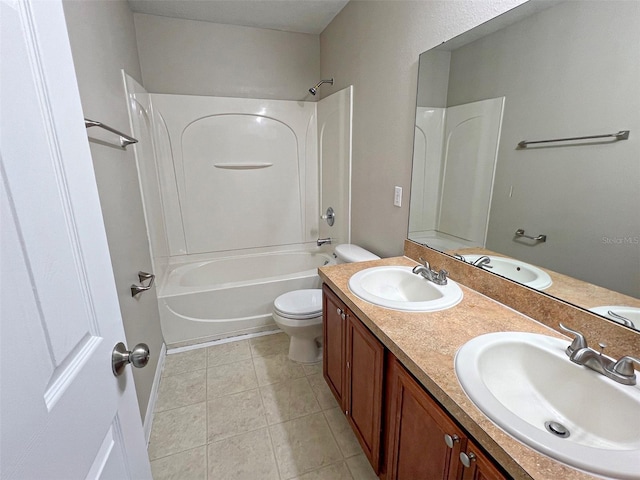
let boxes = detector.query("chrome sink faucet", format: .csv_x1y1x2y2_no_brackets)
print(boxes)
412,258,449,285
559,323,640,385
453,253,492,269
471,255,493,269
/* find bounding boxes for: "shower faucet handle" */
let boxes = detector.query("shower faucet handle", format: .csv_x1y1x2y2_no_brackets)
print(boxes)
321,207,335,226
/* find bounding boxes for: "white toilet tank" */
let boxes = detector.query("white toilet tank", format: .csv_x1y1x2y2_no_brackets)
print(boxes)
334,244,380,264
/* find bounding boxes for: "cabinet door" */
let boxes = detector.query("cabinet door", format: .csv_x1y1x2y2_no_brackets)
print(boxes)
460,440,509,480
346,314,385,472
323,284,347,408
386,357,466,480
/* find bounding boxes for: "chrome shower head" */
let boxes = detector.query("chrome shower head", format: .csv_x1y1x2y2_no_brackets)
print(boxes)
309,78,334,95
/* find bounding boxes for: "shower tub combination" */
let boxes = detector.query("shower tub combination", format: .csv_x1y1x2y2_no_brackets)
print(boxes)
157,249,335,347
122,82,353,347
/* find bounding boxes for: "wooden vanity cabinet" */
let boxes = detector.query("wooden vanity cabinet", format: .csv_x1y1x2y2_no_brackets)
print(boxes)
385,354,466,480
322,284,507,480
322,284,384,473
385,355,508,480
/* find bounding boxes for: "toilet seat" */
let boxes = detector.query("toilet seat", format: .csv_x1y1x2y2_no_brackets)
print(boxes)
273,289,323,320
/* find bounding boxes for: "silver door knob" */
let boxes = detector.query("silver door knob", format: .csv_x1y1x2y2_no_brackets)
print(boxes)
112,342,150,376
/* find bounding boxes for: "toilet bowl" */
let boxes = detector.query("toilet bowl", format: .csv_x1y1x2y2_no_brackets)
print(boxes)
272,289,323,363
272,244,380,363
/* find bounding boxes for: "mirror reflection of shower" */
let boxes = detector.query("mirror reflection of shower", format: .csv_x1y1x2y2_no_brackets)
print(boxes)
309,78,334,95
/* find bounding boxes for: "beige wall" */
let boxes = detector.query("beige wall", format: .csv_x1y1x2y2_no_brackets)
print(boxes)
320,0,526,257
134,13,320,100
62,0,164,423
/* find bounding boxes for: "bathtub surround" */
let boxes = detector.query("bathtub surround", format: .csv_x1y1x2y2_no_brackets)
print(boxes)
148,94,320,256
124,83,353,346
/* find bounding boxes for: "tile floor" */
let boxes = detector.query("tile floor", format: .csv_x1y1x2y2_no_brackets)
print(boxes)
149,333,379,480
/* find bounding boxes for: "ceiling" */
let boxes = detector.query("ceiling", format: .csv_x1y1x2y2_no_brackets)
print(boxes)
127,0,349,35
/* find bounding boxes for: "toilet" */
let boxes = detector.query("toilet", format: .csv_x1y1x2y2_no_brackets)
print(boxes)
272,244,380,363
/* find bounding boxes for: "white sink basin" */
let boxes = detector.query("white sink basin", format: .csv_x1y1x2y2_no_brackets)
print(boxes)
590,306,639,329
455,332,640,479
462,255,552,290
348,266,463,312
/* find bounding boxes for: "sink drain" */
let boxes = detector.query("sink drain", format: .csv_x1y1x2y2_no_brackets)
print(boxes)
545,421,570,438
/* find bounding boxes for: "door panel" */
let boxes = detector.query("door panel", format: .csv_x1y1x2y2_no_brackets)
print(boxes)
323,284,346,407
0,1,151,478
386,357,465,480
346,315,384,472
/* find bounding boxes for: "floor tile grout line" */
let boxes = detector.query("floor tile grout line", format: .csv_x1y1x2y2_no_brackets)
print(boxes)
256,364,284,480
315,458,358,480
147,403,209,463
322,409,351,461
160,365,207,380
344,457,359,480
206,421,270,447
148,444,206,464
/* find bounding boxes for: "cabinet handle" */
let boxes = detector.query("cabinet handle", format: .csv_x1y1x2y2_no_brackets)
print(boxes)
460,452,477,468
336,307,346,320
444,434,460,448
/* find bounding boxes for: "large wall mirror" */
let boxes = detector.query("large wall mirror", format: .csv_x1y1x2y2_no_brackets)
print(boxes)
408,0,640,330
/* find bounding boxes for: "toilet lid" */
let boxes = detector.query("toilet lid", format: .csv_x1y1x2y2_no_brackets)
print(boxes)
274,289,323,318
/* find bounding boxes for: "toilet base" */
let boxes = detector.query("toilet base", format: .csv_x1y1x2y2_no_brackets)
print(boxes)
288,336,322,364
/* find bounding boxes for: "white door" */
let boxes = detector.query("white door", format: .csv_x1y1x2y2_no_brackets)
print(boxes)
0,1,152,478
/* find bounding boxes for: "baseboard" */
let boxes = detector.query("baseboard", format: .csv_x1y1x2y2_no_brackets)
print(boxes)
143,342,166,446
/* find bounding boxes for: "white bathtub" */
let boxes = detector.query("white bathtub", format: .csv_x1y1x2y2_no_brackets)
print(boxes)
158,250,335,347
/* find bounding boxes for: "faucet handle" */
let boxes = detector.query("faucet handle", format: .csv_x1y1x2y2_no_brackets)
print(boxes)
611,356,640,377
558,323,588,356
418,257,430,269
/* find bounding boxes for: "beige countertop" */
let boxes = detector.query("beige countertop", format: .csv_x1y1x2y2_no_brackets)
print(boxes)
319,256,603,480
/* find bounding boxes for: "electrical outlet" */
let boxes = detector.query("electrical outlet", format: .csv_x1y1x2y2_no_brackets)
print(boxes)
394,186,402,207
